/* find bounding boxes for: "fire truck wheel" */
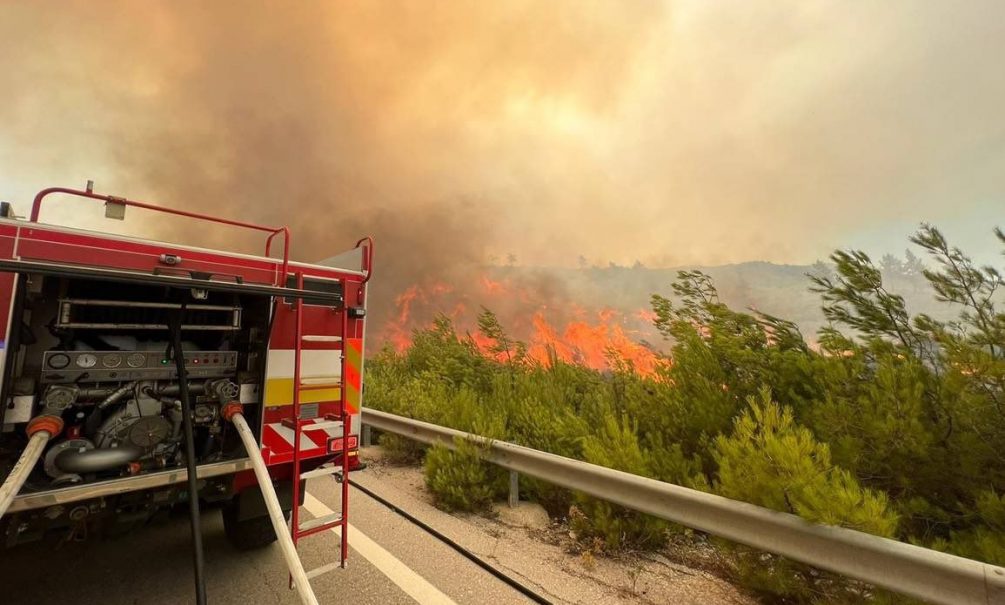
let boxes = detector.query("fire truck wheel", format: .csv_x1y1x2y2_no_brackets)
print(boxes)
221,499,289,550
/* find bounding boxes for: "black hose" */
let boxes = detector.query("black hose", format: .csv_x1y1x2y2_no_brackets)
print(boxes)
55,445,143,473
170,310,208,605
348,478,553,605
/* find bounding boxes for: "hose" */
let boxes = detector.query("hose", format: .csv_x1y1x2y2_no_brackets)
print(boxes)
170,313,208,605
97,382,137,410
0,416,63,518
223,405,319,605
54,445,143,473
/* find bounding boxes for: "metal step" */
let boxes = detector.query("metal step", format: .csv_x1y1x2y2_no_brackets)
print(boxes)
302,335,342,342
299,512,342,533
299,465,341,480
298,383,342,392
302,420,343,432
306,561,342,580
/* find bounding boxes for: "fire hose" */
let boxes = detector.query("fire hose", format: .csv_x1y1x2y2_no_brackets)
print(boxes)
0,416,63,518
222,404,319,605
168,310,209,605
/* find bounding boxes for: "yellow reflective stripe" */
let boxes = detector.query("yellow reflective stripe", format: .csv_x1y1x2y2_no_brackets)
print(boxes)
263,378,341,407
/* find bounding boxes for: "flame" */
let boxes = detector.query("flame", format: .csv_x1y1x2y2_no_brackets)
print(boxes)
384,285,421,352
480,275,506,294
378,274,668,376
636,308,658,323
526,311,663,376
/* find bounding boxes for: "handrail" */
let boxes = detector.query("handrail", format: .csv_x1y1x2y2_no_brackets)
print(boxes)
354,236,373,286
361,408,1005,605
30,185,291,286
353,236,373,305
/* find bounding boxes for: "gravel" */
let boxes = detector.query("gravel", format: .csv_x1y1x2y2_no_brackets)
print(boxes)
356,446,758,605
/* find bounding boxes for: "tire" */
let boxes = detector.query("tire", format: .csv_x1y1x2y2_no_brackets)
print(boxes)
222,499,288,551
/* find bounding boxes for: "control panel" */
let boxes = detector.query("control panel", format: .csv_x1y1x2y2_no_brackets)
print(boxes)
40,350,238,383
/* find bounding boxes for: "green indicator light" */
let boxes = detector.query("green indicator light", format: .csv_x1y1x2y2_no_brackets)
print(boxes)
161,359,170,365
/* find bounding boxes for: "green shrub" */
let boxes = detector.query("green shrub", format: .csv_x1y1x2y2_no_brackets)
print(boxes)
423,438,507,512
378,432,426,465
713,390,899,602
570,415,670,551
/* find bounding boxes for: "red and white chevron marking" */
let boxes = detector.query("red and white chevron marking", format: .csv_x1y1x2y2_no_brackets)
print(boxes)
261,419,358,465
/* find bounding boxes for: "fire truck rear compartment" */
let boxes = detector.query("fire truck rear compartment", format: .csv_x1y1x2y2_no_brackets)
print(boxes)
0,274,271,527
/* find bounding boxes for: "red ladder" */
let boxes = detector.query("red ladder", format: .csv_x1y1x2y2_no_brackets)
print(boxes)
287,271,351,578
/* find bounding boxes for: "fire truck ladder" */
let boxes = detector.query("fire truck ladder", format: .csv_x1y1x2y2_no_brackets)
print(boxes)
288,271,352,579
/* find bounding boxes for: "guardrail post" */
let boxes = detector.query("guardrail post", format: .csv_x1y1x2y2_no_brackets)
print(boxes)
361,424,372,448
508,470,519,508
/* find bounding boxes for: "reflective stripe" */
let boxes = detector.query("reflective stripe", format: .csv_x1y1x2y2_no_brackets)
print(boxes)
344,338,363,413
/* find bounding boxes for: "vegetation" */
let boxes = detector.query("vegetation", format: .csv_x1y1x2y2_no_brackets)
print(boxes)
365,225,1005,603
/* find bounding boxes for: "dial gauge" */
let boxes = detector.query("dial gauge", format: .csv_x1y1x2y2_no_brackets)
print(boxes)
75,353,98,369
102,354,122,368
126,353,146,368
48,353,71,369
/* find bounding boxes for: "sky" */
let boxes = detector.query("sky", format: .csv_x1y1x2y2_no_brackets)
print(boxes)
1,0,1003,279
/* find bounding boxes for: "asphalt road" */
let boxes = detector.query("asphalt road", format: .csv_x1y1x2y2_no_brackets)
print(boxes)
0,475,534,605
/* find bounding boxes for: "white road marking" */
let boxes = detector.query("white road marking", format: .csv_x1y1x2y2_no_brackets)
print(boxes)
303,492,458,605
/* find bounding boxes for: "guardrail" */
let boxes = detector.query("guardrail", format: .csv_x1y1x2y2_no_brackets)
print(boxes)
361,408,1005,605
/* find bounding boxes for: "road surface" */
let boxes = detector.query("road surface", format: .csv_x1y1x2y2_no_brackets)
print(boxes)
0,475,533,605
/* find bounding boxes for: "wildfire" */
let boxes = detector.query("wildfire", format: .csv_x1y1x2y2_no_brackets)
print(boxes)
386,285,422,351
378,274,668,377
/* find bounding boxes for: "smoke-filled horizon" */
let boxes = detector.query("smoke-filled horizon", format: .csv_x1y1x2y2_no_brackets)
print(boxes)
2,1,1004,343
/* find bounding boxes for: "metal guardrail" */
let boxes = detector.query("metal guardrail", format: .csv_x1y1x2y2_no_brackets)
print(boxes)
361,408,1005,605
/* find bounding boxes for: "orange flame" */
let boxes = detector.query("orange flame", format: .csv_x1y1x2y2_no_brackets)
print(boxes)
379,275,668,376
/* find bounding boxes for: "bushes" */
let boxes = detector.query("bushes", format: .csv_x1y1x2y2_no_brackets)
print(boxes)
423,438,507,512
365,224,1005,603
571,415,671,550
713,390,900,601
714,390,898,536
378,433,426,465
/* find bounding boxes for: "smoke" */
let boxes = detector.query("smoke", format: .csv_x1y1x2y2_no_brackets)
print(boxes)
1,1,1004,336
0,0,667,327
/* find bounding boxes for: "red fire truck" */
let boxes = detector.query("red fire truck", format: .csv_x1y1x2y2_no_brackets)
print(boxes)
0,185,371,603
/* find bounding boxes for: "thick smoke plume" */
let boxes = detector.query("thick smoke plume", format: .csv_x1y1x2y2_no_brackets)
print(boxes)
0,0,664,331
2,1,1004,351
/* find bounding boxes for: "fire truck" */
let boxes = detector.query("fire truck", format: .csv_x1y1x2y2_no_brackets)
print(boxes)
0,184,371,603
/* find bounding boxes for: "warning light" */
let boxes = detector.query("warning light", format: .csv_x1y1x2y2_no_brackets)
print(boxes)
161,359,170,365
192,358,200,364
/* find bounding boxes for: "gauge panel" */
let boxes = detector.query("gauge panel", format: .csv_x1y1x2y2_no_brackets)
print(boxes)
40,351,238,383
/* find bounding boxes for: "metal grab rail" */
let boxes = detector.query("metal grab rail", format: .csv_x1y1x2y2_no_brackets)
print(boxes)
361,408,1005,605
354,237,373,285
30,185,292,286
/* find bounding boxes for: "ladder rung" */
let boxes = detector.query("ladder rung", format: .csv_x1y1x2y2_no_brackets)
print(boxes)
299,512,343,533
302,335,342,342
300,465,340,480
298,383,341,392
306,562,342,580
302,420,343,432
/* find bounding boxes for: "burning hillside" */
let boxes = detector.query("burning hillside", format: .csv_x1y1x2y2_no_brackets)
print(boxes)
377,273,667,376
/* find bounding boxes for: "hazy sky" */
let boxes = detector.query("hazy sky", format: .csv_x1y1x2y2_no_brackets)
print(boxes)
1,0,1003,272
